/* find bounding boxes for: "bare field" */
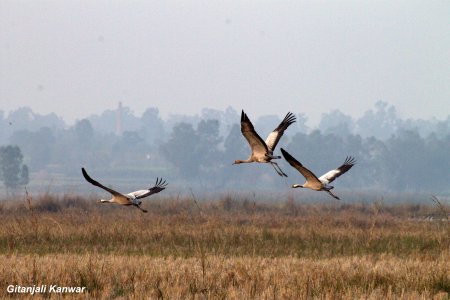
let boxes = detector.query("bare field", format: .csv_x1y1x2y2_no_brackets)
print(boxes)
0,194,449,299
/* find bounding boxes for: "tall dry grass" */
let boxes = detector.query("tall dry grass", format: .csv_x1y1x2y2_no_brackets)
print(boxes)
1,253,449,299
0,194,448,299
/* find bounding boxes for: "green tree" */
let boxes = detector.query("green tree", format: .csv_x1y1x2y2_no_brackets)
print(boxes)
386,130,429,191
160,120,223,179
112,131,150,166
0,145,29,191
75,119,94,148
356,101,401,139
160,123,200,177
319,110,354,137
196,119,222,166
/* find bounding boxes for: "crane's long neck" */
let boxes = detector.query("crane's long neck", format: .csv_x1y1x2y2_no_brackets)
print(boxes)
292,184,303,188
99,199,114,203
234,158,253,164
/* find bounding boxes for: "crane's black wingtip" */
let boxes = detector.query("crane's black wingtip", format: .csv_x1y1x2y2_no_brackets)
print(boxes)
81,167,90,179
344,156,357,165
81,168,96,184
81,169,90,183
241,110,248,122
280,148,303,167
280,148,292,161
284,112,297,124
154,177,168,188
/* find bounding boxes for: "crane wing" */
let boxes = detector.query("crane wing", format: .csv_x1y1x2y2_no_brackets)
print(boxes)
265,112,296,152
128,178,168,199
318,156,356,184
241,110,269,157
281,148,321,185
81,168,125,197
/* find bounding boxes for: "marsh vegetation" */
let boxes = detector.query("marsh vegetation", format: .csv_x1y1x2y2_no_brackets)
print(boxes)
0,194,448,299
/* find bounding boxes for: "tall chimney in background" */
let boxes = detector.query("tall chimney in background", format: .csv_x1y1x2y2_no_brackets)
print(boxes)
116,101,123,136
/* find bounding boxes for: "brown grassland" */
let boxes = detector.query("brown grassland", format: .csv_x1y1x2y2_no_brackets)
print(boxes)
0,193,448,299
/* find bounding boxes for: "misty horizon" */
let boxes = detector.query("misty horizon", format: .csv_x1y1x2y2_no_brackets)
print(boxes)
2,100,449,129
0,100,448,196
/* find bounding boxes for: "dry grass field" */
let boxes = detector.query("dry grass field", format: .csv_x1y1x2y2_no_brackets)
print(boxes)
0,193,448,299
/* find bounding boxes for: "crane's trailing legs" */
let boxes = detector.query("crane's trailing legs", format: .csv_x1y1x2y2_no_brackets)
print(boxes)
133,204,148,213
325,189,340,200
270,162,288,177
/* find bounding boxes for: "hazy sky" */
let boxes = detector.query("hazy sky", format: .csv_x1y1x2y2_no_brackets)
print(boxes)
1,1,449,125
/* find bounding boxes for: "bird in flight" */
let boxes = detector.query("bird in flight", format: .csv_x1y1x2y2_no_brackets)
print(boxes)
280,148,356,200
81,168,167,213
234,110,296,177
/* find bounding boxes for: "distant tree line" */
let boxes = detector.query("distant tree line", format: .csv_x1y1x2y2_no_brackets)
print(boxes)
0,102,449,193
